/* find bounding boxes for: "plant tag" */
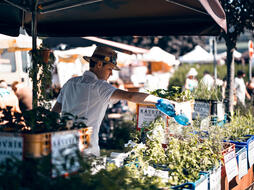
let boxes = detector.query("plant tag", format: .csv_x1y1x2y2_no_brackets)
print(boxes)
238,148,248,179
51,130,80,178
209,166,221,190
248,140,254,167
137,104,166,129
0,135,23,162
217,102,225,121
224,150,238,182
143,166,156,176
175,101,193,121
195,175,208,190
154,170,169,183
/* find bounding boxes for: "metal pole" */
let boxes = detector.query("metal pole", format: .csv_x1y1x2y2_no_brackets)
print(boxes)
31,1,38,109
212,37,217,83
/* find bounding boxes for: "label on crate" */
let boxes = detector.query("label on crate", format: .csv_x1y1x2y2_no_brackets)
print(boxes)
195,174,208,190
224,149,238,182
209,166,221,190
193,101,210,120
137,105,166,129
238,148,248,179
0,136,23,162
51,131,80,178
248,140,254,167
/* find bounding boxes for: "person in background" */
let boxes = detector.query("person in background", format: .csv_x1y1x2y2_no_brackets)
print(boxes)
200,70,214,90
0,80,20,113
184,68,198,92
246,77,254,97
11,81,32,112
52,46,180,157
234,70,251,106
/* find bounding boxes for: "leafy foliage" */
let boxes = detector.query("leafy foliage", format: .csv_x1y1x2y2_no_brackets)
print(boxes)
127,117,222,187
148,87,193,102
29,46,55,109
0,107,87,133
192,83,223,101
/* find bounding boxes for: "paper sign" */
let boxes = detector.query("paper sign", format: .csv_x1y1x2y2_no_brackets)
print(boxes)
196,175,208,190
137,105,166,129
0,136,23,162
176,101,193,121
248,140,254,167
224,150,238,182
217,102,225,121
51,131,80,177
193,101,210,120
237,148,248,179
209,166,221,190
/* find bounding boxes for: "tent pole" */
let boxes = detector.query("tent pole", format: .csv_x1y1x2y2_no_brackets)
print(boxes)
31,1,39,109
212,37,217,84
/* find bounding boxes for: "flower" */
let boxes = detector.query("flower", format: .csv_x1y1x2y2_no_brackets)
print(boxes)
104,56,110,62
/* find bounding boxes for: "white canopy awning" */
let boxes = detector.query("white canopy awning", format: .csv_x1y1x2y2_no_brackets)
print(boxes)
179,45,214,64
142,46,179,66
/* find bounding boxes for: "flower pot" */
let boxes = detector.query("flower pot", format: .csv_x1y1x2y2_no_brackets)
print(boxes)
38,49,51,63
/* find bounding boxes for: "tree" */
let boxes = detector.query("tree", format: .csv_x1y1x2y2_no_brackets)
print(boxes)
220,0,254,114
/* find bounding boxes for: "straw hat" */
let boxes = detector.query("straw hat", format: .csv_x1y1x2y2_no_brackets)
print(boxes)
186,68,198,77
83,46,120,70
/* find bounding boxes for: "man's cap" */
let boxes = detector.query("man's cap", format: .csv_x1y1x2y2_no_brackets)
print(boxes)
83,46,120,71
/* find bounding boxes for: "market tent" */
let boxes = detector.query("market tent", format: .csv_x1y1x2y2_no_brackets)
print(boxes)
0,33,42,52
0,0,226,37
217,50,242,60
179,45,214,64
142,46,179,73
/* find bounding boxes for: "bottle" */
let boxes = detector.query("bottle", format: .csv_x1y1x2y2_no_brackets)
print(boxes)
156,99,190,126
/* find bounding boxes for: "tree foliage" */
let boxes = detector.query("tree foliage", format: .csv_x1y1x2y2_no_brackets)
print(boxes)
220,0,254,47
219,0,254,114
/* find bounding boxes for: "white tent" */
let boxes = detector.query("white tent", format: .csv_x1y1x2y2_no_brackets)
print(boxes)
217,50,242,60
179,45,214,64
0,34,42,50
143,46,179,66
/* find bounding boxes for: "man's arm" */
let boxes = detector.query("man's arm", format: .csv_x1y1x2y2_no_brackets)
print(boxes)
111,89,174,105
52,101,62,113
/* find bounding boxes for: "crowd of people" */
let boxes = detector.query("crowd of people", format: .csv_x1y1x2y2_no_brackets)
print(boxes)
184,67,254,107
0,80,32,113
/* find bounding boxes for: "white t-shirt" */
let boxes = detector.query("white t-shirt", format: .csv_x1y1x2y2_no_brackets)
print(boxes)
234,77,246,105
200,74,214,90
57,71,116,156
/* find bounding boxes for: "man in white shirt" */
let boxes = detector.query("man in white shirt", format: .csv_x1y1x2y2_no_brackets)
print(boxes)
234,70,251,106
200,71,214,90
52,46,177,156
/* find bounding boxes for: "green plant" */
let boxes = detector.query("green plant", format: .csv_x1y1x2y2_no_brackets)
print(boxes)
148,86,194,102
192,83,223,101
127,117,222,187
0,107,87,133
29,45,55,109
222,111,254,141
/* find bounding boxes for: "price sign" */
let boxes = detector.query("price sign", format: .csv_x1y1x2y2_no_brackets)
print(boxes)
248,140,254,167
51,130,80,178
237,147,248,179
0,136,23,162
193,101,210,120
137,104,166,129
224,149,238,182
209,166,221,190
